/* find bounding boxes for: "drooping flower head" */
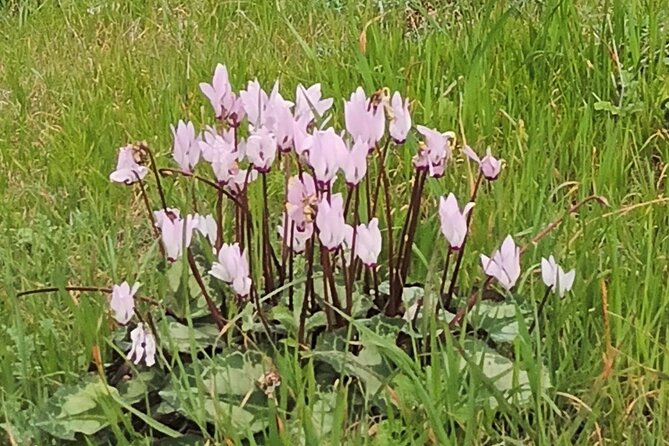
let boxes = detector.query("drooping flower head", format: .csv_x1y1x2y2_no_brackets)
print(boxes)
128,323,157,367
239,80,270,129
315,193,347,250
354,218,382,267
541,255,575,298
210,243,252,297
309,128,346,187
340,137,368,187
200,127,236,162
463,146,501,181
344,87,385,148
246,127,277,173
171,120,201,173
193,214,218,245
199,64,245,125
109,281,140,325
160,214,196,262
480,235,521,290
286,173,318,230
388,92,411,144
110,145,148,185
438,193,475,250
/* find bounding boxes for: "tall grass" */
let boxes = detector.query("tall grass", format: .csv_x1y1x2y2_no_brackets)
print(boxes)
1,0,668,443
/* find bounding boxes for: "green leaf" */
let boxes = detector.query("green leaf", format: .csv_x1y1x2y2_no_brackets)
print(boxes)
159,352,271,436
35,377,118,440
161,320,221,352
468,301,527,343
459,339,551,408
309,334,389,399
116,370,165,405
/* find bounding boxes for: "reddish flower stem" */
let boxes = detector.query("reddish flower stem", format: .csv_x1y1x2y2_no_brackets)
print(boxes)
444,171,483,310
186,249,226,330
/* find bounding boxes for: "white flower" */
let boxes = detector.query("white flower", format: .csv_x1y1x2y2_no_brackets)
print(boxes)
109,281,139,325
127,323,157,367
541,255,575,298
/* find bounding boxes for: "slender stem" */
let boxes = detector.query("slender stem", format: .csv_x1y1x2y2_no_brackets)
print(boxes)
393,169,423,292
320,245,334,330
187,249,226,330
135,175,165,258
343,185,354,217
449,276,493,329
444,172,483,309
391,169,426,315
369,140,395,302
323,246,341,326
298,239,314,347
251,284,274,345
141,144,168,210
288,222,295,311
369,139,391,217
346,186,360,315
436,248,453,318
17,286,185,323
528,287,553,334
261,173,275,293
215,189,224,251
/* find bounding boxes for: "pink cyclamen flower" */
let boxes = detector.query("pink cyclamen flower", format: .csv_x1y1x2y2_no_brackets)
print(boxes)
210,243,252,297
438,193,475,250
541,255,575,298
153,208,181,230
480,235,521,291
269,99,296,152
344,87,385,147
341,137,368,186
286,173,318,230
415,125,454,178
246,128,277,173
128,323,157,367
277,213,313,254
199,64,238,121
161,215,196,262
462,146,501,181
389,92,411,144
199,127,236,162
355,218,382,267
295,83,333,122
110,145,148,184
109,281,139,325
239,80,269,128
292,114,313,158
171,120,201,173
309,128,347,187
315,194,347,250
194,214,218,244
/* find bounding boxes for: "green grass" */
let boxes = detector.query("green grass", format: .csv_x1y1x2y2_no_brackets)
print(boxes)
1,0,668,444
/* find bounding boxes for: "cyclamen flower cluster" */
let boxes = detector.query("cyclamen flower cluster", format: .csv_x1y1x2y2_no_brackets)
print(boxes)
107,62,578,364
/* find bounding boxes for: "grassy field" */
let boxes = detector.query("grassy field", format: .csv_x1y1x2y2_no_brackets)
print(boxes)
1,0,669,444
